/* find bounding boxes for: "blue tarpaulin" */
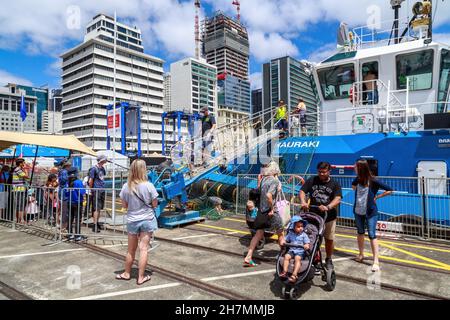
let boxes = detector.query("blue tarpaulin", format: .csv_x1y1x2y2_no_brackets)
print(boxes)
0,145,70,158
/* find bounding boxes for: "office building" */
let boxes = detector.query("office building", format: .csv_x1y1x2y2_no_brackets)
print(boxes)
170,57,217,114
42,110,63,134
0,84,37,132
163,73,171,111
61,13,165,154
218,73,251,114
251,88,262,115
262,56,320,129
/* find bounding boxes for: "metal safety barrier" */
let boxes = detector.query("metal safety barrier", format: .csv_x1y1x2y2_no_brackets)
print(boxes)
236,174,450,242
0,184,129,244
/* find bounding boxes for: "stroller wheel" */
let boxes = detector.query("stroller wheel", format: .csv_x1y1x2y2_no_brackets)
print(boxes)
281,286,287,299
325,270,336,291
289,287,298,300
256,237,265,251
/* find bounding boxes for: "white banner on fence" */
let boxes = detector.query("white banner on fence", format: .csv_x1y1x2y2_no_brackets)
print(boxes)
376,221,403,233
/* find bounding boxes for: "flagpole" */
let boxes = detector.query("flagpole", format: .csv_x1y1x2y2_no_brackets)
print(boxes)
112,11,117,225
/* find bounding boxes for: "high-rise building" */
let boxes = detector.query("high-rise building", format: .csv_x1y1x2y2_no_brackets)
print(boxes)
170,57,217,114
217,73,251,114
163,73,171,111
262,56,320,129
0,84,37,132
203,11,249,80
251,88,262,115
48,89,63,112
61,14,165,154
202,11,251,114
16,85,48,130
42,110,63,134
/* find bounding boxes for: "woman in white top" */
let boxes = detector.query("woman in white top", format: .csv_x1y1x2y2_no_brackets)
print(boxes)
116,159,159,285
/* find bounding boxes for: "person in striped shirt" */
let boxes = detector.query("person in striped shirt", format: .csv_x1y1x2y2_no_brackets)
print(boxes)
12,158,30,223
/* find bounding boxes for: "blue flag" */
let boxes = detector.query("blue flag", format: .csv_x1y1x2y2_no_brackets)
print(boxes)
20,94,27,122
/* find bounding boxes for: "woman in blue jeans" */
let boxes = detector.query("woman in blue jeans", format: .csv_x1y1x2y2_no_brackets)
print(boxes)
352,160,393,272
116,160,159,285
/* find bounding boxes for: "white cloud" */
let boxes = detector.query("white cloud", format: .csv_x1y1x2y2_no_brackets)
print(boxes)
0,0,199,59
0,69,33,86
0,0,449,69
250,30,299,62
249,72,262,90
205,0,450,62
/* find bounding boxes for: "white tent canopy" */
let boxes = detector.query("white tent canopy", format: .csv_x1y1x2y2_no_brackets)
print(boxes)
81,150,129,172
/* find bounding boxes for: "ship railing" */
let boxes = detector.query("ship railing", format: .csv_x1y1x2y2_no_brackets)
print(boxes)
235,175,450,243
351,16,421,50
286,99,445,137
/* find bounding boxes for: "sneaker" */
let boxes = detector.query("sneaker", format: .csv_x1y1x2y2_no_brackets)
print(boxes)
92,226,101,233
68,235,75,241
75,236,86,242
325,258,334,270
313,265,321,276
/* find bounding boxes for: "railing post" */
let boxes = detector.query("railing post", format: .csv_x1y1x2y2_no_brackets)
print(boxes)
386,80,391,132
406,77,410,131
420,176,429,239
235,175,239,216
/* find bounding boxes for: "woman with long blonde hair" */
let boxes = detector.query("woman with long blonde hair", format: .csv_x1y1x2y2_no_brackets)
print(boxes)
116,159,159,285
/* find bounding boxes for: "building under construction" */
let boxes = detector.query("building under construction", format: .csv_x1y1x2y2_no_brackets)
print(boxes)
202,11,251,114
202,11,249,80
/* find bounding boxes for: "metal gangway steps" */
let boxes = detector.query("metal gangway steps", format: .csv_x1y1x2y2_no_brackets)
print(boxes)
168,107,281,186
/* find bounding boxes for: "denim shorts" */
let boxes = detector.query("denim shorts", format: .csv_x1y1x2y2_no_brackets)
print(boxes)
287,249,306,259
354,213,378,240
127,218,158,235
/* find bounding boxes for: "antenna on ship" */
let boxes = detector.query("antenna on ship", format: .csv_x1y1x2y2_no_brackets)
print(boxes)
390,0,406,44
392,0,435,44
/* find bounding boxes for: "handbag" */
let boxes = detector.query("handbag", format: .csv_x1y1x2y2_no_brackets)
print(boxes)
275,183,291,226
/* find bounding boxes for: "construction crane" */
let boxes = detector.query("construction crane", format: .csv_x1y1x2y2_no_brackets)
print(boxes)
232,0,241,22
195,0,201,59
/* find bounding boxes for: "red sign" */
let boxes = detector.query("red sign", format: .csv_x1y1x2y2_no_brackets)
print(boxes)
107,114,120,129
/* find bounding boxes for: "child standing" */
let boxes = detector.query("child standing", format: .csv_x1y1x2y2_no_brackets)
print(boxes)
64,168,86,241
25,189,39,225
280,216,311,283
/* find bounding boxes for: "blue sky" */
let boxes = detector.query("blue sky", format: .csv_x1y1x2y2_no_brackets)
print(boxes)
0,0,449,90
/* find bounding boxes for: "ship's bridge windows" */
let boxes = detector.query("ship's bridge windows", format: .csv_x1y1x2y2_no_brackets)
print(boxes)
396,49,434,91
318,63,355,100
438,49,450,113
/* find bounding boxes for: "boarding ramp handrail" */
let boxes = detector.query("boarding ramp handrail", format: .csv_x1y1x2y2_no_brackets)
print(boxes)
168,106,281,180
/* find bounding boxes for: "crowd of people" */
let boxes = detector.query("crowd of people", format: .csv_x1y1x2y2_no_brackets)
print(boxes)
244,159,393,275
0,154,109,240
0,152,393,285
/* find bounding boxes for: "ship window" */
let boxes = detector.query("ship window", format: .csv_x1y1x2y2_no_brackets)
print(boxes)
438,49,450,113
318,63,355,100
396,49,434,91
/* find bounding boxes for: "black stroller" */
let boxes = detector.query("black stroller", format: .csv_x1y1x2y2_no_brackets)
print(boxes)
276,211,336,300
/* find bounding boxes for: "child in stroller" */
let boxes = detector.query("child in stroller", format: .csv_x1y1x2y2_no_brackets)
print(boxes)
277,210,336,300
279,216,310,284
